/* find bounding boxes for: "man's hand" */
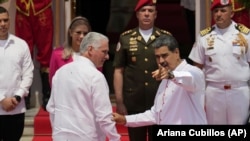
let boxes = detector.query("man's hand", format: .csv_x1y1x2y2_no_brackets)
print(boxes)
112,112,126,125
1,97,18,112
152,63,168,80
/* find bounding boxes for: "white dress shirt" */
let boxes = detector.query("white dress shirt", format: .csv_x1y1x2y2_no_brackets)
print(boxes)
0,34,34,115
125,60,207,125
47,56,120,141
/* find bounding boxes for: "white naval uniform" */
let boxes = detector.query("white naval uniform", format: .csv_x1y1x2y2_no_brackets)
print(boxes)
46,56,120,141
189,21,250,124
125,60,207,126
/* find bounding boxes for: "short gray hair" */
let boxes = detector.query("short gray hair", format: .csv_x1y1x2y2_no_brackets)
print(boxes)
152,34,179,52
79,32,109,53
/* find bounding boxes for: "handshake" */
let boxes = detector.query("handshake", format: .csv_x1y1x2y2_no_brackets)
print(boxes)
111,113,127,125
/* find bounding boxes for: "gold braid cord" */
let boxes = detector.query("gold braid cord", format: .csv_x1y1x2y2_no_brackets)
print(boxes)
237,33,248,53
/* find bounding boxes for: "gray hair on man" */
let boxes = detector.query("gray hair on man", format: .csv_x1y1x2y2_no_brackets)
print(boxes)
79,32,109,54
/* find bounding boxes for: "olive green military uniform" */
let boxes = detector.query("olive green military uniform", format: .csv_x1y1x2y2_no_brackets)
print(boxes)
113,27,171,112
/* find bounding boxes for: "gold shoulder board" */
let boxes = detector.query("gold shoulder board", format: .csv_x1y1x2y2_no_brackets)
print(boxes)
160,29,172,35
121,30,132,36
200,27,213,36
236,24,250,35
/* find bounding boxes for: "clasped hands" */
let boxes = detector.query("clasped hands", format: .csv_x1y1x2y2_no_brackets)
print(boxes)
112,63,170,124
112,112,126,125
1,97,19,112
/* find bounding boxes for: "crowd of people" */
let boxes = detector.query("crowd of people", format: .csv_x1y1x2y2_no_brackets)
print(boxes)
0,0,250,140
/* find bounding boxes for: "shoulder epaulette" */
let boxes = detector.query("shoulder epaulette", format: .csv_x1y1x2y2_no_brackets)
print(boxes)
160,29,172,35
235,24,250,34
121,30,133,36
200,27,214,36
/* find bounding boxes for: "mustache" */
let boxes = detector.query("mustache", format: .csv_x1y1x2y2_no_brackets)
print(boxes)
160,62,168,67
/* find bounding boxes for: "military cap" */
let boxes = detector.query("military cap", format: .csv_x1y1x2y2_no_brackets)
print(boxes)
134,0,157,12
211,0,232,11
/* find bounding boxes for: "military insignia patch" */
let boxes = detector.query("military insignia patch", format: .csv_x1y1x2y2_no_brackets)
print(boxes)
150,35,155,40
129,37,138,50
131,31,137,36
206,34,215,47
160,29,172,35
207,47,214,50
137,36,142,41
236,24,250,35
156,30,160,35
200,27,214,36
121,30,132,36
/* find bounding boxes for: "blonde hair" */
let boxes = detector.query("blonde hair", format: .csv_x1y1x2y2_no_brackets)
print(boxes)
62,16,91,59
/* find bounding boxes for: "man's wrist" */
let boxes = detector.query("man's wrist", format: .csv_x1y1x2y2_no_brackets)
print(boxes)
0,96,5,103
123,115,127,125
168,71,175,79
14,95,21,103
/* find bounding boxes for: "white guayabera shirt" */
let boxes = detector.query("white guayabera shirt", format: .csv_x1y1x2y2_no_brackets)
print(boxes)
47,56,120,141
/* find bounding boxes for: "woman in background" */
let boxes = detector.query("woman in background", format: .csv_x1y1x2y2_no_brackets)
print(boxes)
49,16,92,86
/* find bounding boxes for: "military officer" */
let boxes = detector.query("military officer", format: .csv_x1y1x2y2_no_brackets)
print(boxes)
113,0,171,140
189,0,250,124
211,0,250,27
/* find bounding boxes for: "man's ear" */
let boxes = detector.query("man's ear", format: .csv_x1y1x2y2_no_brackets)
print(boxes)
230,11,234,18
87,46,94,55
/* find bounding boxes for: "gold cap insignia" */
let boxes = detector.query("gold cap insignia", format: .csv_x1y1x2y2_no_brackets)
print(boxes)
137,36,142,41
150,35,155,40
